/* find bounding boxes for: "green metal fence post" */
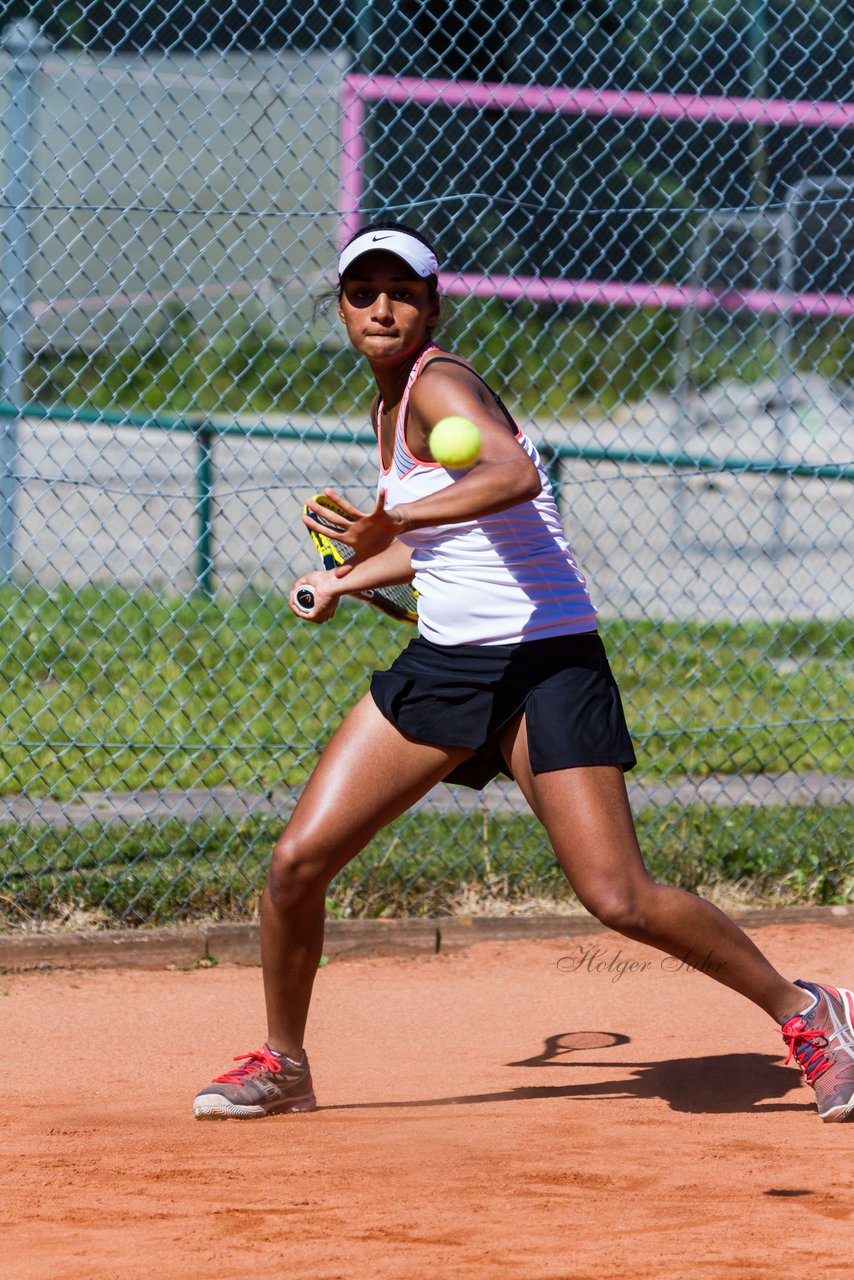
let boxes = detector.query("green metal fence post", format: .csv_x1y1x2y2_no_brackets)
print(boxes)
194,420,215,596
539,442,562,517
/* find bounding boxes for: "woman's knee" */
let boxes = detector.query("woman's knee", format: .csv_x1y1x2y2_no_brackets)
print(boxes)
267,830,331,905
577,879,658,935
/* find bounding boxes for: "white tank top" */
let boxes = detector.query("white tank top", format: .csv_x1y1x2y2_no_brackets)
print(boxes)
378,344,598,646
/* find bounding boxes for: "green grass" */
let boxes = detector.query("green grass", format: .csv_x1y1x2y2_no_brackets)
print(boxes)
0,582,850,799
26,305,853,423
610,615,852,777
0,582,850,926
2,802,851,929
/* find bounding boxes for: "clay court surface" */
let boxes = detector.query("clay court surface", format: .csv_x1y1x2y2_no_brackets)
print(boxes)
4,922,854,1279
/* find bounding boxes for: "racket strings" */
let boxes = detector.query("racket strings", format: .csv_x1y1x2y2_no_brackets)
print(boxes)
382,581,420,611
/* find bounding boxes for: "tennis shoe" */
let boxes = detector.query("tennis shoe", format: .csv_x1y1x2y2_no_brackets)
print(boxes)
780,980,854,1122
193,1044,316,1119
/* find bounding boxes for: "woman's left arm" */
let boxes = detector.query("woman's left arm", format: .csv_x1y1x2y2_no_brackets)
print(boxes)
395,366,542,529
302,366,542,557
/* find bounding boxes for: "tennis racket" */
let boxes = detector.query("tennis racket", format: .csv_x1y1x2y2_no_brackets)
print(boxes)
297,493,418,625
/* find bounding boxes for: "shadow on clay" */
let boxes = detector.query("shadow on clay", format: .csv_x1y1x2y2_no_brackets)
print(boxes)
324,1030,808,1116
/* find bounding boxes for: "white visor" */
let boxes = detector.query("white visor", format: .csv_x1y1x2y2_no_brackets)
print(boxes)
338,230,439,280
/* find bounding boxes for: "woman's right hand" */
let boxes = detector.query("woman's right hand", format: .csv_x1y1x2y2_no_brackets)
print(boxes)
289,569,341,623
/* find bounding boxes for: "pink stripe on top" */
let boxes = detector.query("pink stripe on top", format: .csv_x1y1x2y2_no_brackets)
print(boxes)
377,342,443,478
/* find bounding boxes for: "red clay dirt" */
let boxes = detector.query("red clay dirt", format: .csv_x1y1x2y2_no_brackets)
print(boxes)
4,923,854,1279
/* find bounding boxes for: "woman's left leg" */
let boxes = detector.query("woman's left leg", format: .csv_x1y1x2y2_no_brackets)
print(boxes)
499,713,809,1024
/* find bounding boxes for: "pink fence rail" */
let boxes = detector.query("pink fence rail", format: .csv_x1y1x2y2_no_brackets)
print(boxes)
340,74,854,320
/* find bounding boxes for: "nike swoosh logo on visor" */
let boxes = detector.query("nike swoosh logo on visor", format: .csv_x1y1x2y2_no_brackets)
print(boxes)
371,234,392,242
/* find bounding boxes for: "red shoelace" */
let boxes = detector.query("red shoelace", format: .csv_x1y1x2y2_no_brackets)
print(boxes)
782,1019,832,1085
213,1045,282,1084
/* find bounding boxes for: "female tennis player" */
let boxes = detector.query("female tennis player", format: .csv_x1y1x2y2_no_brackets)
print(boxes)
194,221,854,1123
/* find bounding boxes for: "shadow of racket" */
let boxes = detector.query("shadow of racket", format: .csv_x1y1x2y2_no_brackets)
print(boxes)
507,1031,630,1067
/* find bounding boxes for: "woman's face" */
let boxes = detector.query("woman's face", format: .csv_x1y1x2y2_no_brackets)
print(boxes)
337,250,439,367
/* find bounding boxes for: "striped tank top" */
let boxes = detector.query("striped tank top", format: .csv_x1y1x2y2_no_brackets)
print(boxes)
378,344,598,646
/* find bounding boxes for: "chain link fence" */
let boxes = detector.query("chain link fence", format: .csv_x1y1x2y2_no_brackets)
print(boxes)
0,3,851,929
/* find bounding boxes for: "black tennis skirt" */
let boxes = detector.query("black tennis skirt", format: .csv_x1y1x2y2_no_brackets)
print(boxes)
370,631,636,790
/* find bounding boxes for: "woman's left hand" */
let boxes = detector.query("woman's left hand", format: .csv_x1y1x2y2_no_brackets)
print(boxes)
302,489,405,561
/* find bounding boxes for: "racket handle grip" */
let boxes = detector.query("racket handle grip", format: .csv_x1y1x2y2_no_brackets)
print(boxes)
295,586,315,611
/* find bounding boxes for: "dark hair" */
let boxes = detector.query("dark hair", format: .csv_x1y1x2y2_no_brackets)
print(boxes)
312,219,442,328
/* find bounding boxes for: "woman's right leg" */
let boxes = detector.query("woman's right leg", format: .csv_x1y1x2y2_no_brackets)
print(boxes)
261,692,473,1056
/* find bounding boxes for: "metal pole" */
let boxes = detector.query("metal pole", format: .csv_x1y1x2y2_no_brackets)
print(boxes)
349,0,375,227
769,182,801,557
744,0,769,212
672,216,707,551
353,0,373,72
539,442,562,518
0,19,47,582
194,421,215,596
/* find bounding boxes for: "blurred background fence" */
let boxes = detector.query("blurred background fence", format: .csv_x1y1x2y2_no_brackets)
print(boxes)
0,2,851,929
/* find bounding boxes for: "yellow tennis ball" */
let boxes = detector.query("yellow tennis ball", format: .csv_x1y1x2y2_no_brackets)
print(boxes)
429,417,482,468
